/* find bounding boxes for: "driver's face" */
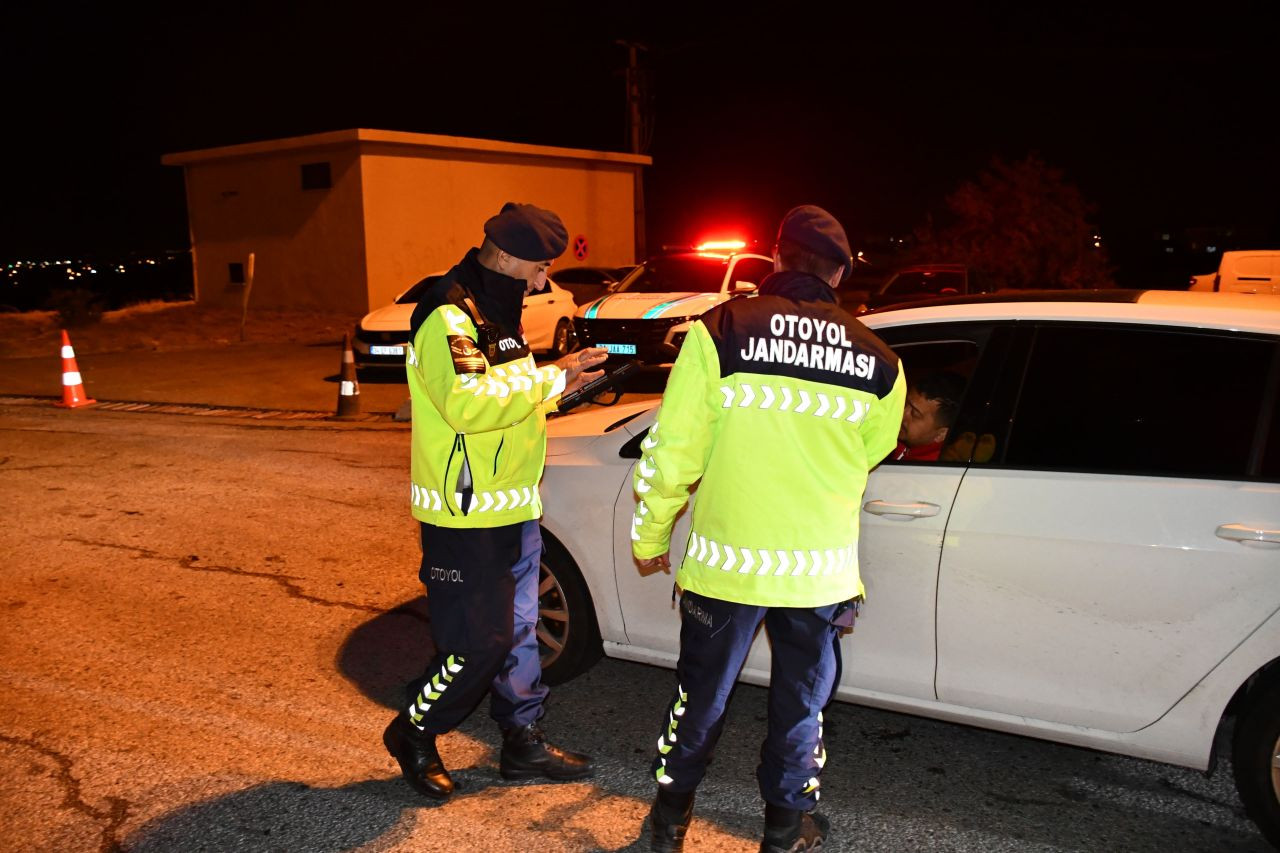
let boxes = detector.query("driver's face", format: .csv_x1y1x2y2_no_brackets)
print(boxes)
899,389,947,447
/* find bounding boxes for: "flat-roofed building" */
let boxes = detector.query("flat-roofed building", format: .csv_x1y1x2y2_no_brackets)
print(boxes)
163,129,649,314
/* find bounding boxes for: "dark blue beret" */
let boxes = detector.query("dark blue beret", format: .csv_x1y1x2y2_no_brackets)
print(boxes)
777,205,852,279
483,202,568,262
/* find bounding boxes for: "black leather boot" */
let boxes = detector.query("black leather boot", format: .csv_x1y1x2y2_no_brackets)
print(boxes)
648,787,695,852
498,723,594,780
760,803,829,853
382,715,455,801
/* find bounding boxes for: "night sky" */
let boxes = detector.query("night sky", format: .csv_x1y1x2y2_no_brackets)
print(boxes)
4,4,1277,284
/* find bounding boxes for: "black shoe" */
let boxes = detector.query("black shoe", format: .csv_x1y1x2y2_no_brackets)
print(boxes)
649,787,695,852
382,715,455,801
760,804,829,853
498,723,594,781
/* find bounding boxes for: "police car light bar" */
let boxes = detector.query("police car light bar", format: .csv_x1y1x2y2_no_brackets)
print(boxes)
695,240,747,252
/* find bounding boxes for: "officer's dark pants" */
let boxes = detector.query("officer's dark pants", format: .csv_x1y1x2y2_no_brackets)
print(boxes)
405,519,549,734
653,590,840,811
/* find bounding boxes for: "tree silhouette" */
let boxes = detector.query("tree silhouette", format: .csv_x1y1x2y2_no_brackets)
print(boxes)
913,155,1114,290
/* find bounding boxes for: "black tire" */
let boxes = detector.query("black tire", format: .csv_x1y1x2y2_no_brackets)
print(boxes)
536,530,603,685
1233,676,1280,848
548,319,576,358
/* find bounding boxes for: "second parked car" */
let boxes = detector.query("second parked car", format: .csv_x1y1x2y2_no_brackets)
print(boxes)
354,273,578,371
573,245,775,365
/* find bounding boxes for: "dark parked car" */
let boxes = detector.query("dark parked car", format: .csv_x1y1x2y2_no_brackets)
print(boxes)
840,263,987,313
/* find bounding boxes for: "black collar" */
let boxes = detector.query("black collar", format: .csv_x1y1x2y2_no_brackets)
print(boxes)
758,270,838,304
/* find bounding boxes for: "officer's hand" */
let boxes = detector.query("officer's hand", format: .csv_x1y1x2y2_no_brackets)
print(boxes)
558,347,609,393
637,553,671,573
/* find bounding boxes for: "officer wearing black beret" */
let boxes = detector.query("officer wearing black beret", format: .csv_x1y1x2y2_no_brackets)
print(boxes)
384,203,607,801
632,205,906,851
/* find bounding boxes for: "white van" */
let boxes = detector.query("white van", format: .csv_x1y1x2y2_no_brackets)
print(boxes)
1211,250,1280,294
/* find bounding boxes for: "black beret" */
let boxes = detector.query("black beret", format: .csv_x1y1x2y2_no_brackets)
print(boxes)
777,205,852,279
483,202,568,262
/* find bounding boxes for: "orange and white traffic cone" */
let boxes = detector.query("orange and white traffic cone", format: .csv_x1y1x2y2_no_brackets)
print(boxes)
335,332,360,418
55,329,96,408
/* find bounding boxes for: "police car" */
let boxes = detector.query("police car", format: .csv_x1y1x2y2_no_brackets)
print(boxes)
536,290,1280,846
572,242,775,365
354,272,578,371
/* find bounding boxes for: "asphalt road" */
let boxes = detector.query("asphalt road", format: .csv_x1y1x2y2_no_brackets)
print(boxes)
0,401,1271,852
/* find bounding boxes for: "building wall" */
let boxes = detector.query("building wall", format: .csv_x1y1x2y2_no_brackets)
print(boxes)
181,147,368,313
359,144,637,308
168,130,646,315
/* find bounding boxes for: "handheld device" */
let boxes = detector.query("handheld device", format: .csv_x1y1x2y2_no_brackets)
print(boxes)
556,361,640,413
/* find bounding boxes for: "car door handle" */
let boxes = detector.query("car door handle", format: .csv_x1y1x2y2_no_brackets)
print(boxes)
1215,524,1280,548
863,500,941,519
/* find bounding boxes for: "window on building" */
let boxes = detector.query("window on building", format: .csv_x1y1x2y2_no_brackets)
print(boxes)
301,162,332,190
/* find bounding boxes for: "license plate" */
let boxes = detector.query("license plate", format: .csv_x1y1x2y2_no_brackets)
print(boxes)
601,342,637,355
370,345,405,356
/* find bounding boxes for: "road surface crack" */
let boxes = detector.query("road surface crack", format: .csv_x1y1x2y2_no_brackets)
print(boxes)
65,538,386,614
0,733,130,853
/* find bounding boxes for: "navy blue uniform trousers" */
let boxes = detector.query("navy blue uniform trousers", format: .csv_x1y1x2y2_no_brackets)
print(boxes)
405,519,548,734
653,590,841,811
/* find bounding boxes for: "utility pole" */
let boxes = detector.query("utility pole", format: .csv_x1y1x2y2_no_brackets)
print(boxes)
618,40,650,260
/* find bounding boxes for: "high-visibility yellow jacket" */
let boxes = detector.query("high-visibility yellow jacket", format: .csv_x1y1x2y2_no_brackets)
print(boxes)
631,271,906,607
406,255,565,528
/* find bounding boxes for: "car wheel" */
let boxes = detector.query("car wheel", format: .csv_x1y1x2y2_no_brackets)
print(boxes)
536,530,602,684
1232,676,1280,847
548,319,576,358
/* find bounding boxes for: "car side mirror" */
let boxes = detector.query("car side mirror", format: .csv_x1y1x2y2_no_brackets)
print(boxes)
731,281,758,295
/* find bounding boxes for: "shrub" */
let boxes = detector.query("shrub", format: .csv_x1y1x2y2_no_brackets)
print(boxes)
46,288,104,327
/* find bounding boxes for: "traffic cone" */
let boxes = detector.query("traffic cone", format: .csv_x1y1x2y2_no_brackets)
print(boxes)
55,330,96,408
335,332,360,418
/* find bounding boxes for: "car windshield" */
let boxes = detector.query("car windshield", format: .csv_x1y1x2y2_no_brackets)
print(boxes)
395,275,443,305
616,255,729,294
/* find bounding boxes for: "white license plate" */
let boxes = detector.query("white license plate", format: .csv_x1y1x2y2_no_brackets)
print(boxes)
601,342,637,355
370,345,405,356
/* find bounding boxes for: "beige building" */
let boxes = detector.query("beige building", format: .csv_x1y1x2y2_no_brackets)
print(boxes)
162,129,650,314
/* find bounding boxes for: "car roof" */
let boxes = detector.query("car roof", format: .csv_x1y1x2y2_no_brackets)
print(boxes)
861,289,1280,335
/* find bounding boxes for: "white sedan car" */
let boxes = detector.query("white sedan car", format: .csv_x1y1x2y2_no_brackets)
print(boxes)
535,289,1280,845
354,272,578,370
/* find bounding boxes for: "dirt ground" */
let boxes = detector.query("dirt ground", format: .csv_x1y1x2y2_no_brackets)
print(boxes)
0,301,360,358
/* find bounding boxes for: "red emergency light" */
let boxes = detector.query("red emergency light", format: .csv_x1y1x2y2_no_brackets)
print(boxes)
695,239,748,252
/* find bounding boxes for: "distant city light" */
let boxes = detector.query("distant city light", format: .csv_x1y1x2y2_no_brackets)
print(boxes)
1207,246,1217,253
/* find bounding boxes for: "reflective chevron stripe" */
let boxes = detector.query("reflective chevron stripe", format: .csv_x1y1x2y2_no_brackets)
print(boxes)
410,483,444,512
448,485,538,514
412,483,538,514
654,683,689,784
408,654,466,727
684,533,855,577
718,383,870,423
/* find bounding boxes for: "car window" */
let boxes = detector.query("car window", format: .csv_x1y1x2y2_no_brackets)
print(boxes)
554,267,611,285
874,321,1009,466
617,255,729,294
1259,358,1280,480
730,258,774,289
1005,325,1275,479
395,275,442,305
887,341,979,464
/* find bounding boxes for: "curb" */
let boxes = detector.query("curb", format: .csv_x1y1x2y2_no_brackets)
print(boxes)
0,395,402,424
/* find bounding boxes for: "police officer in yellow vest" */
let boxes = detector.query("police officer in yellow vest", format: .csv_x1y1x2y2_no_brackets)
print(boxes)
632,206,906,852
382,202,608,801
